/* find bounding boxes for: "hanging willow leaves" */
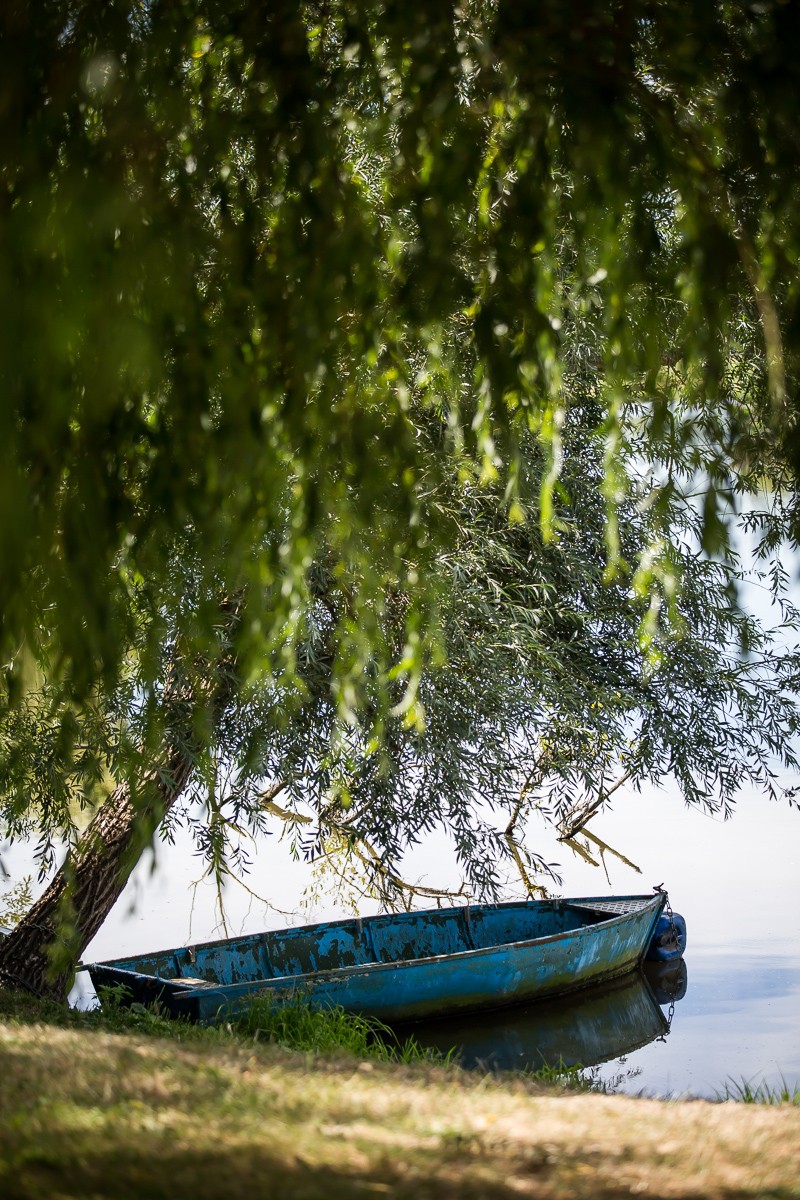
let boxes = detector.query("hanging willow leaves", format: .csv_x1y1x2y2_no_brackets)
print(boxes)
2,0,800,704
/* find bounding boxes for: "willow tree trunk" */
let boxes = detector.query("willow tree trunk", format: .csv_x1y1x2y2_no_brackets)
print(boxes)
0,611,238,1002
0,749,195,1000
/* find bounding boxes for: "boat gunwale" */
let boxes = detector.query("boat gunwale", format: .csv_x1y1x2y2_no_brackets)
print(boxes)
91,893,664,979
104,894,665,1000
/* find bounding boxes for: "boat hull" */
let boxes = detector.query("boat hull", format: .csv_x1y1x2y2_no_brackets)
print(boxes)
88,894,667,1024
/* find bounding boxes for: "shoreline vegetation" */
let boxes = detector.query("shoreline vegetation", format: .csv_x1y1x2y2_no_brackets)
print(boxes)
2,988,799,1200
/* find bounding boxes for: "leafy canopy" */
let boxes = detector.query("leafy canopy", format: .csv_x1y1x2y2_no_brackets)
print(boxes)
3,0,800,714
4,403,798,900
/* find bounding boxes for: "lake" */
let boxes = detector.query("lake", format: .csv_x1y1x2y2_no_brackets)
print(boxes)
2,778,798,1099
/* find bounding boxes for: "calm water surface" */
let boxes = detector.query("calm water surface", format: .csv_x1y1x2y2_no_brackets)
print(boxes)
2,783,798,1099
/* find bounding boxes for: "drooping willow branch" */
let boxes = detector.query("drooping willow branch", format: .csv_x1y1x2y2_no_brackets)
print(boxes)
258,784,470,909
558,770,633,840
560,828,641,884
501,751,553,897
632,74,787,418
504,749,551,839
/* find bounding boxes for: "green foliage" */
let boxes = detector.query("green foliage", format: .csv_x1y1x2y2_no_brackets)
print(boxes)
90,982,450,1064
4,398,799,899
0,876,33,928
2,0,800,707
715,1075,800,1106
231,993,451,1064
170,409,800,898
2,2,800,934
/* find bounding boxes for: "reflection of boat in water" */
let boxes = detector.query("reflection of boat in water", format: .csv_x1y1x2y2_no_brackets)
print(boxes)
398,961,688,1072
644,958,688,1004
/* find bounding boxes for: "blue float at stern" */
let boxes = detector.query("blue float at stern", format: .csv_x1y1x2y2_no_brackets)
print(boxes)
646,911,687,962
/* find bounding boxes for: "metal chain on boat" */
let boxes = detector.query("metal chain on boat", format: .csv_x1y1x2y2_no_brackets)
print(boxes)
0,918,82,998
650,883,682,1039
653,883,680,956
653,968,677,1041
0,967,49,999
655,992,676,1040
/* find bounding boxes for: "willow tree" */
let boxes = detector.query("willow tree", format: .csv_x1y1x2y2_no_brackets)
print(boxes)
4,404,798,997
2,1,800,997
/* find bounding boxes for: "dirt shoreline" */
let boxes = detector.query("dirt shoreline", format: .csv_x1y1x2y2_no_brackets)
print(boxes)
1,1009,799,1199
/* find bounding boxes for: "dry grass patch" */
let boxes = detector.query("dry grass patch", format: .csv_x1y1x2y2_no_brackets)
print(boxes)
1,1003,799,1199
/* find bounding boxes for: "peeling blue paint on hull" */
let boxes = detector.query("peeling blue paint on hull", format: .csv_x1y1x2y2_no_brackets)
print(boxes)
88,894,668,1025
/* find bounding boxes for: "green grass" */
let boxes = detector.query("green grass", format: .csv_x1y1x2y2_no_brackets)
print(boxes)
0,980,608,1089
226,992,454,1065
16,980,452,1067
715,1074,800,1105
515,1057,597,1090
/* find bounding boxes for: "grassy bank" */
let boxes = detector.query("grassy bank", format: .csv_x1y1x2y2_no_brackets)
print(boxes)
1,988,799,1199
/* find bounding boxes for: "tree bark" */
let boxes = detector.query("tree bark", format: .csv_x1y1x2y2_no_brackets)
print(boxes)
0,750,195,1000
0,610,238,1002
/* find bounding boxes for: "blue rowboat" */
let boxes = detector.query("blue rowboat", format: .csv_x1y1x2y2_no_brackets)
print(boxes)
88,893,674,1024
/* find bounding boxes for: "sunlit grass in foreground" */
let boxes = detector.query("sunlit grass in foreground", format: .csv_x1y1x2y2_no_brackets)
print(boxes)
4,985,800,1200
716,1075,800,1105
83,986,645,1091
229,997,615,1085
